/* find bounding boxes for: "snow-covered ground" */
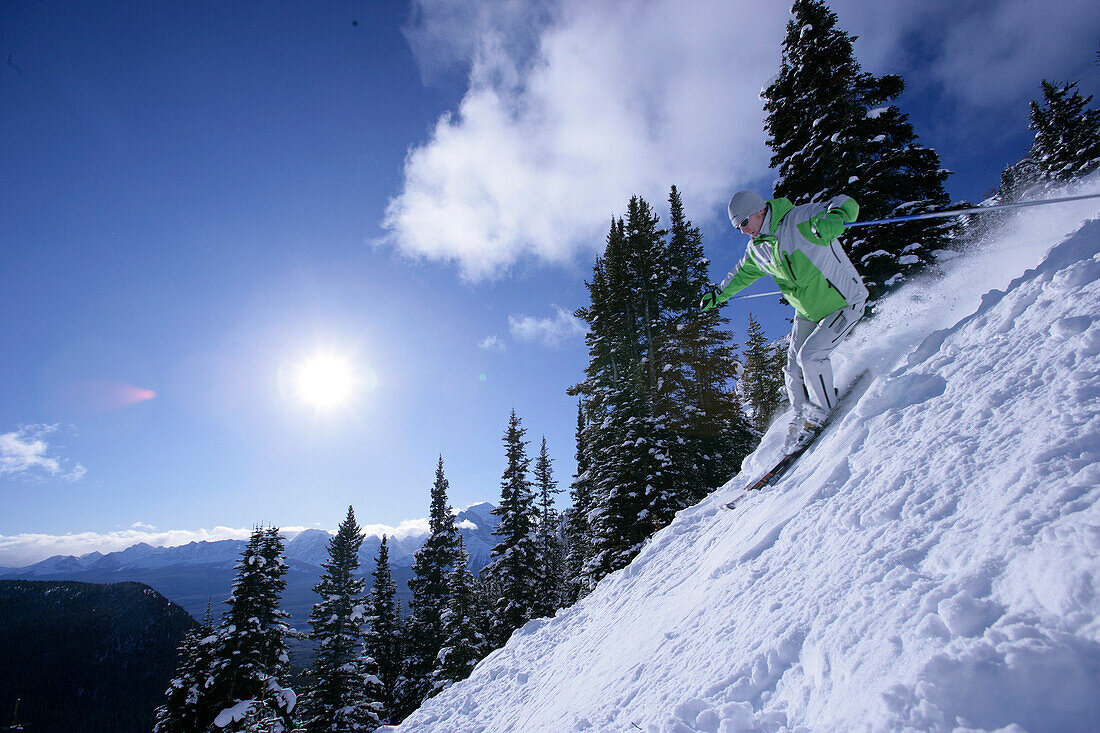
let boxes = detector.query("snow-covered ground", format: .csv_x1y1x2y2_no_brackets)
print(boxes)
385,182,1100,733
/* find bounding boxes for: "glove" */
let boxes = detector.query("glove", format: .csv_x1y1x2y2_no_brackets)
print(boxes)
699,284,722,310
808,208,848,241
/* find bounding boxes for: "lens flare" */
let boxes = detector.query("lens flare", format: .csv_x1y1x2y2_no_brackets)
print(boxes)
56,379,157,413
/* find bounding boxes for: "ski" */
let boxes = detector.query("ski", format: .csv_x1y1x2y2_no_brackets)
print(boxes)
723,446,806,510
723,371,871,511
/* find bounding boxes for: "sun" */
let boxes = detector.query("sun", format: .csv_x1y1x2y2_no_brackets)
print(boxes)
294,352,356,409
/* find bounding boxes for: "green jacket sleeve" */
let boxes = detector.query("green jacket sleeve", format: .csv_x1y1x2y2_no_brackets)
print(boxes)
716,251,767,303
798,196,859,244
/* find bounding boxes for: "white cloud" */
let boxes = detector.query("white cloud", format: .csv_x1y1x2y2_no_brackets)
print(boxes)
385,0,1098,282
509,305,587,347
0,507,491,567
832,0,1100,110
385,0,783,281
64,464,87,483
0,524,353,567
0,425,82,482
402,0,555,86
479,335,507,352
0,526,255,567
361,518,432,541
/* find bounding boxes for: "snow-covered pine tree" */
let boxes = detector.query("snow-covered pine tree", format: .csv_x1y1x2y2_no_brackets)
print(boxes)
661,186,754,499
531,436,565,618
153,610,216,733
205,527,296,733
395,457,462,719
431,537,489,692
992,79,1100,224
571,195,736,590
470,568,503,651
1028,80,1100,184
582,377,668,583
621,197,685,527
363,536,401,725
741,313,785,433
297,506,382,732
763,0,952,294
487,409,541,645
562,401,596,604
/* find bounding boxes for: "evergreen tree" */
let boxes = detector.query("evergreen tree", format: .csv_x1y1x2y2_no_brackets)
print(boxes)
1029,80,1100,182
470,569,503,651
763,0,952,294
995,155,1044,204
582,378,667,582
431,537,489,692
991,79,1100,229
205,527,296,733
487,409,541,645
153,610,217,733
562,401,596,604
531,436,565,618
298,507,382,732
572,207,678,544
395,457,462,718
363,536,401,725
568,192,756,592
662,186,754,498
741,313,785,432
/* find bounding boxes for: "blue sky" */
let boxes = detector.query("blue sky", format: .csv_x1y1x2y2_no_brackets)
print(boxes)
2,0,1097,565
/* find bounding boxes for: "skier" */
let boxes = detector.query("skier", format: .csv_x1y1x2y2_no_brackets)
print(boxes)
701,190,868,453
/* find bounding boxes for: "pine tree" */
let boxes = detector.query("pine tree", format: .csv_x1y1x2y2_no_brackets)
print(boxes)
995,155,1044,204
572,206,678,540
470,569,503,651
568,192,756,592
396,457,462,718
562,402,595,604
205,527,296,733
363,536,401,725
297,507,382,732
763,0,952,294
153,611,216,733
741,313,785,432
662,186,754,499
990,79,1100,230
431,537,489,692
1028,80,1100,184
531,436,565,618
487,409,541,645
583,378,667,582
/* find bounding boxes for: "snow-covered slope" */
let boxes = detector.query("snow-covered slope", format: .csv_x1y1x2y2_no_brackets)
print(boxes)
386,186,1100,733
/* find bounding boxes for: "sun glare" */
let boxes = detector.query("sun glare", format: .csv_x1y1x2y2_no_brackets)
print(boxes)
294,352,356,409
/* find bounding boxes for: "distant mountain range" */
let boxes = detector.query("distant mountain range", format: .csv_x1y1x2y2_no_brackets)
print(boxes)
0,503,500,637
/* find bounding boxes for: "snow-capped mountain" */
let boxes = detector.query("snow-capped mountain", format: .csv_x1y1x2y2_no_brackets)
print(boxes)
2,503,499,577
285,502,499,570
0,502,500,630
385,186,1100,731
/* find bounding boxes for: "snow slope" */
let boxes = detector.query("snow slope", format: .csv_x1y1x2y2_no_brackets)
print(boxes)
384,183,1100,733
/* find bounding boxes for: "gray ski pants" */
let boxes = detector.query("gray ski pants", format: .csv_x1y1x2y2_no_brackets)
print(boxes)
785,300,865,414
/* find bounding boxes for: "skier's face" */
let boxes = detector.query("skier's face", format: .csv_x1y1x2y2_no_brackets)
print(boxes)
739,209,766,238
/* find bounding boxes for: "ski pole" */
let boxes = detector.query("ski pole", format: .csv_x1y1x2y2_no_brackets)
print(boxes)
845,191,1100,228
728,290,782,300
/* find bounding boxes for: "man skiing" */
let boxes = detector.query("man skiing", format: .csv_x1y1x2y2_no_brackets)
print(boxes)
701,190,868,453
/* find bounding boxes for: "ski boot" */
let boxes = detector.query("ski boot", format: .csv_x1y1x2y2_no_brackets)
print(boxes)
782,404,829,455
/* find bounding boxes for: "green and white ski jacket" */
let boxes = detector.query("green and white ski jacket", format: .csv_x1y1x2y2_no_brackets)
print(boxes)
714,196,868,322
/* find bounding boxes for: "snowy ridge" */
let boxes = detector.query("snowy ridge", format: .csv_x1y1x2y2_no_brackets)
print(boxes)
386,183,1100,732
1,502,499,576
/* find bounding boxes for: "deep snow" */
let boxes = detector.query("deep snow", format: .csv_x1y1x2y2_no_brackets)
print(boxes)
385,182,1100,733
